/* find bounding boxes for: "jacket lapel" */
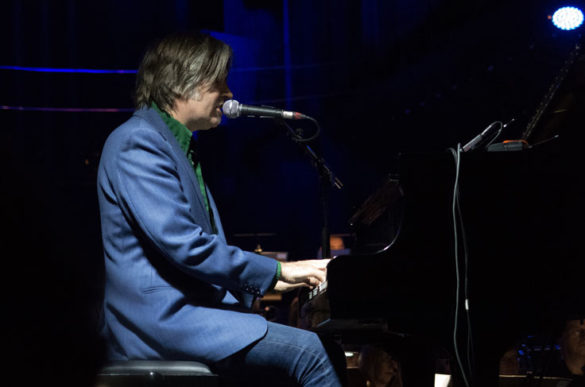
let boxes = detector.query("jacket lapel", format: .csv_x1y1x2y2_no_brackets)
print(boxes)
133,108,215,234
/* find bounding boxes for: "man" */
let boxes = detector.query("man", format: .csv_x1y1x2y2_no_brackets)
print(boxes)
561,319,585,377
97,32,344,386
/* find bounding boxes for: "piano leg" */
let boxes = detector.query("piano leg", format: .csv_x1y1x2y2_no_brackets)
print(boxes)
470,340,505,387
319,335,349,387
399,336,436,387
448,330,508,386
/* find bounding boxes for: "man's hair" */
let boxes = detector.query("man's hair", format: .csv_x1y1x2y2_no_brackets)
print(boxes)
135,32,232,111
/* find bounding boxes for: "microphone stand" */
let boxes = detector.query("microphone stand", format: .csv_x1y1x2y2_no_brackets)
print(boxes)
279,119,343,259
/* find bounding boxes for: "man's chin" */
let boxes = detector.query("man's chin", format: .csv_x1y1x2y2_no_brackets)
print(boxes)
211,117,222,128
197,121,220,131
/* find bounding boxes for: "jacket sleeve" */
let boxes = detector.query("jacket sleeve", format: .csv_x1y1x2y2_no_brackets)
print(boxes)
109,124,278,297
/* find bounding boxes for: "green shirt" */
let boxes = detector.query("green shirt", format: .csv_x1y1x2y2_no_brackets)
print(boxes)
151,102,211,217
151,102,280,288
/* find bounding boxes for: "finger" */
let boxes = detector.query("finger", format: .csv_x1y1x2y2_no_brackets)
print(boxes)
307,271,326,286
307,276,320,287
299,259,330,268
313,269,326,284
300,269,325,286
309,259,330,268
274,281,308,293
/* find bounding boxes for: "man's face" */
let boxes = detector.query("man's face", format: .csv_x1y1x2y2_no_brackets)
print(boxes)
563,319,585,357
173,79,233,131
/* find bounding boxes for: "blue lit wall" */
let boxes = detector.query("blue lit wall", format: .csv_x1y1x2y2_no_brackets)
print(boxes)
3,0,584,259
3,0,582,257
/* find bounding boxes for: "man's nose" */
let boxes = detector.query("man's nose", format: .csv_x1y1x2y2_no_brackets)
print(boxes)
219,80,233,99
224,87,233,100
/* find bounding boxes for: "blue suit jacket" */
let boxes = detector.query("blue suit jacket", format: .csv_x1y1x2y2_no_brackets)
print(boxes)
97,108,278,362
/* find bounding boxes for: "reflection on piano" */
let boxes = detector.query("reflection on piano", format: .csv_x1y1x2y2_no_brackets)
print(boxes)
300,39,585,386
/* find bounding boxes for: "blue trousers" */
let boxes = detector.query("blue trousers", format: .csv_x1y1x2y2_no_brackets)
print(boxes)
211,321,346,386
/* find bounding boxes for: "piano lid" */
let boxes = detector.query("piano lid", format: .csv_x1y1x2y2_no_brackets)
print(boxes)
522,36,585,147
348,176,404,254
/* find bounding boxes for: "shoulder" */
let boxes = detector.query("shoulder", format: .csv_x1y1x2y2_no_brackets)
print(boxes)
109,109,167,143
99,108,180,177
102,109,175,156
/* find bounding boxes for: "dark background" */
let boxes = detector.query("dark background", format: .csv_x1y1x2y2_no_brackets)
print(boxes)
2,0,582,256
0,0,582,384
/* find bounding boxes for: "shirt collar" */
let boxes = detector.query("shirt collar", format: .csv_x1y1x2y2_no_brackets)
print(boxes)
151,102,195,155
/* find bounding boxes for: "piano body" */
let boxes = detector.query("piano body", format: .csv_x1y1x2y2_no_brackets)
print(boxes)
301,40,585,386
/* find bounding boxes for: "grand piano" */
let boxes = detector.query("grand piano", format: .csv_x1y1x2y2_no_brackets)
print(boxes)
300,39,585,386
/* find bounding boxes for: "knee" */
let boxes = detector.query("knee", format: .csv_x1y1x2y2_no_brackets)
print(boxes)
296,330,328,358
297,332,346,384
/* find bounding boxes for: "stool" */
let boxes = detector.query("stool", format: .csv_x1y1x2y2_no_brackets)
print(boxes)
96,360,219,387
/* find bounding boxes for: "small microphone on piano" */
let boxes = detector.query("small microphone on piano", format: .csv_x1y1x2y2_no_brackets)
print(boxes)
463,123,498,152
463,119,514,152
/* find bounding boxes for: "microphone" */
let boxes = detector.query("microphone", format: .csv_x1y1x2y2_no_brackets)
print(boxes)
462,120,511,152
462,122,499,152
222,99,307,120
463,118,516,152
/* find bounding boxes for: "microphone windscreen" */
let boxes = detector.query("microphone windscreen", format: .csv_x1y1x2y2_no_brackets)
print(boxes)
222,99,240,118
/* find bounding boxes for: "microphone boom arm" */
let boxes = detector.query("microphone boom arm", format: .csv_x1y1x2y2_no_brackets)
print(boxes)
279,119,343,259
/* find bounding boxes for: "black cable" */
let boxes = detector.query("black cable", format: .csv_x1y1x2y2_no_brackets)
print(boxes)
456,190,474,378
483,121,504,148
449,144,471,387
278,115,321,143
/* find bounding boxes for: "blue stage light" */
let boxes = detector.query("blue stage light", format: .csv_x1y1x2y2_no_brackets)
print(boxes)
551,6,584,30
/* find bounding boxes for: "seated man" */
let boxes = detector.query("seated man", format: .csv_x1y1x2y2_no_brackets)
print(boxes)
97,31,345,386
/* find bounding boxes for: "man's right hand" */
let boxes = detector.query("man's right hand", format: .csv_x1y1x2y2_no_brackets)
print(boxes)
273,259,329,293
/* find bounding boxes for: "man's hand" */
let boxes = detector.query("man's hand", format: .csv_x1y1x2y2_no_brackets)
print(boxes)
273,259,329,293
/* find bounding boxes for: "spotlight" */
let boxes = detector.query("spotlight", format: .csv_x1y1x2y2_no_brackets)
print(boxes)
551,6,584,30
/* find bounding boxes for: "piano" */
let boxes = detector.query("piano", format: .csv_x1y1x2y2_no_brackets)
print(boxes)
300,39,585,386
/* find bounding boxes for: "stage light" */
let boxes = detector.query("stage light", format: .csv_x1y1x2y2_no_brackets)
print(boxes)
551,6,584,30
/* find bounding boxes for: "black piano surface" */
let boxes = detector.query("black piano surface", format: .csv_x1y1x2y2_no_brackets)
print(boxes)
328,138,581,327
301,40,585,386
302,139,584,385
